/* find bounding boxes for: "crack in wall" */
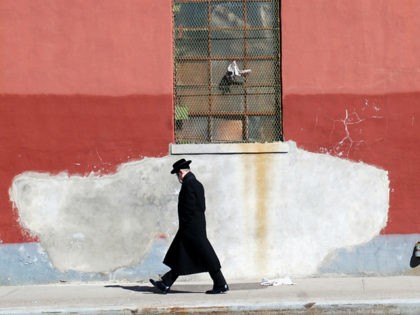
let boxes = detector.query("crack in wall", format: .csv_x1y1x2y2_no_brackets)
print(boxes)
332,109,366,157
322,100,385,158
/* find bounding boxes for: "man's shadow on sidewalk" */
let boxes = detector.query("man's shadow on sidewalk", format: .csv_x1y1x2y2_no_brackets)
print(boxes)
105,284,198,294
105,283,266,294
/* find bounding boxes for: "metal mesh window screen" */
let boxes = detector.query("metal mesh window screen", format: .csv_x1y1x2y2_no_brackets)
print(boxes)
174,0,282,144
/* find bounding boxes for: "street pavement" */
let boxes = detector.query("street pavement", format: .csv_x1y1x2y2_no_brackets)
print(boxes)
0,276,419,314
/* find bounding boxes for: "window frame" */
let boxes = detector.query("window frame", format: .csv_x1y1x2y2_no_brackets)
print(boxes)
173,0,283,144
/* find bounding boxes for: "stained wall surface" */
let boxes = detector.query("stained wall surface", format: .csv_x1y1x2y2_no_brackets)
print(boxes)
9,143,389,280
282,0,420,234
0,0,418,284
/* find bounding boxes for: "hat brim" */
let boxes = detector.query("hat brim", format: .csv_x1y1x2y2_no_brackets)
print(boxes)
170,160,191,174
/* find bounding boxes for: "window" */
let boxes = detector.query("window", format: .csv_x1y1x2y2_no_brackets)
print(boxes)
174,0,282,143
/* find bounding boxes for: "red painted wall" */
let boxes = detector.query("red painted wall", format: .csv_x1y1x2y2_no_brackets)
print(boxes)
1,0,419,243
282,0,420,234
0,0,174,243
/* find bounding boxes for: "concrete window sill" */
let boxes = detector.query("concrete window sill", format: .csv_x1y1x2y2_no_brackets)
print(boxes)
170,142,289,155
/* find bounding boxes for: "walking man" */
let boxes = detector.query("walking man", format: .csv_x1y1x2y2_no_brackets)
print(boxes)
150,158,229,294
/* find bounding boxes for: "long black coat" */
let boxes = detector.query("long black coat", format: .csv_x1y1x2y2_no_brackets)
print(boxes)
163,172,221,275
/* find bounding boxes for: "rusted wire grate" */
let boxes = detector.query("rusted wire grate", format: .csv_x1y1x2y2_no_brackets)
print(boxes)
173,0,282,143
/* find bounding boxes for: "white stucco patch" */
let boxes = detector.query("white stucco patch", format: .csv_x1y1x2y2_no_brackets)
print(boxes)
10,158,179,273
9,141,389,279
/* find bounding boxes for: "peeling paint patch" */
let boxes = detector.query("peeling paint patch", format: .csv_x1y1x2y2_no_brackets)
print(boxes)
220,142,389,278
10,158,179,273
9,142,389,279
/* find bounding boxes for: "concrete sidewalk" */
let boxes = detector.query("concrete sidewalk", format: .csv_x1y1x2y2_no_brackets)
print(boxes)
0,276,419,314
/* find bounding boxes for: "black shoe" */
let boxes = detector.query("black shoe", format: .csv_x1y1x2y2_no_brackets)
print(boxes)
205,284,229,294
149,279,170,294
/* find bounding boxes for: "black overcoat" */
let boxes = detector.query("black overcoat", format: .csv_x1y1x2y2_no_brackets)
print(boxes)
163,172,221,275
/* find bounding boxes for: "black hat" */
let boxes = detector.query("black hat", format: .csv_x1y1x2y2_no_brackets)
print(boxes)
170,158,192,174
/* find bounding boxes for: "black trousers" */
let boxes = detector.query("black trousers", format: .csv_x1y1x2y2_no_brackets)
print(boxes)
161,269,227,287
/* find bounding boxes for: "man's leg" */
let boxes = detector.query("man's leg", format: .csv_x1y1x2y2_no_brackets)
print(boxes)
150,270,178,294
161,270,179,287
206,269,229,294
